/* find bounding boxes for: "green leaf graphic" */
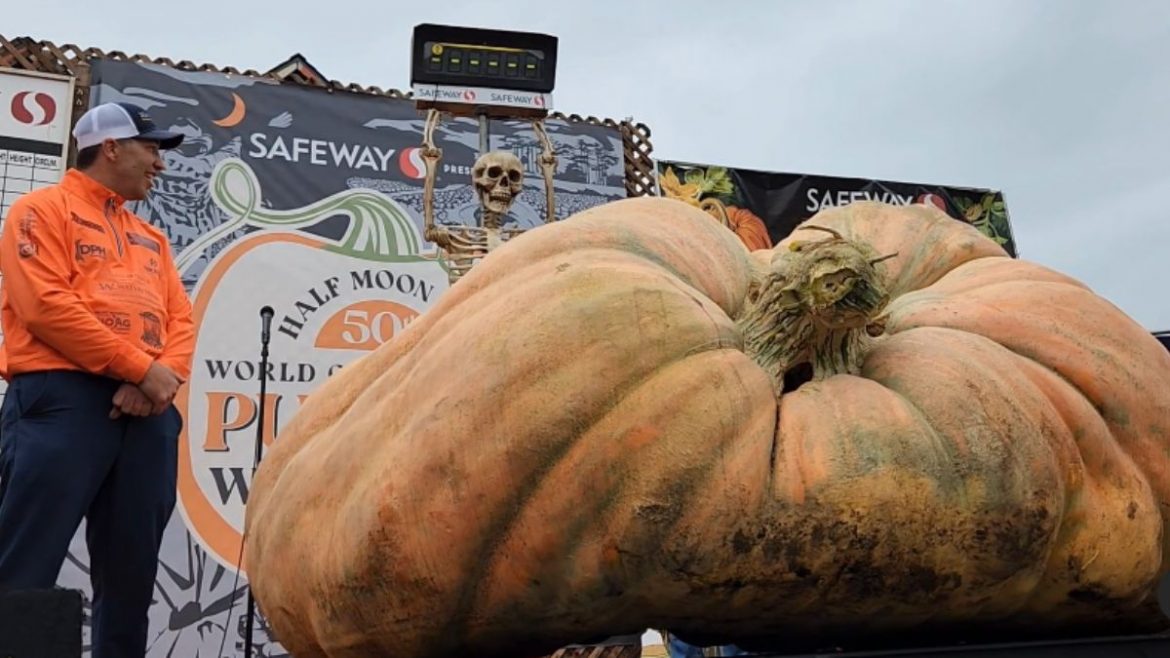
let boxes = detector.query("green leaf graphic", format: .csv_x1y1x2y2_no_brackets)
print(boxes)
703,167,735,197
176,158,433,275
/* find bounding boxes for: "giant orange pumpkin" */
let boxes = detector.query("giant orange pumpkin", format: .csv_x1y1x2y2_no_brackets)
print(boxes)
244,198,1170,658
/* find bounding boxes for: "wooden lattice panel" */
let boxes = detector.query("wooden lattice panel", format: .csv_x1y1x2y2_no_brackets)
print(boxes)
621,121,656,197
0,34,655,196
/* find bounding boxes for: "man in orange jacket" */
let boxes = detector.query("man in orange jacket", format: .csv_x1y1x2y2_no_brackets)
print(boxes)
0,101,195,657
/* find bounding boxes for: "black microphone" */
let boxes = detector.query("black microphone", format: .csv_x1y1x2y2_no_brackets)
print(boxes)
260,305,274,346
246,304,275,658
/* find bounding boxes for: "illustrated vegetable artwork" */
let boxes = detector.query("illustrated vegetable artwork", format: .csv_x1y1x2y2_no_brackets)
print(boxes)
244,198,1170,658
724,205,772,250
659,164,773,250
700,199,773,251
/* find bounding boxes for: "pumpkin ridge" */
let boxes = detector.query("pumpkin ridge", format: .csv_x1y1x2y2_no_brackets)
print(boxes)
770,376,1055,625
458,346,776,646
861,324,1165,612
888,217,997,296
909,257,1090,298
466,348,774,647
885,277,1170,519
338,245,726,437
884,307,1082,390
870,321,1108,469
885,284,1129,408
558,198,755,315
864,327,1063,480
413,196,754,328
875,325,1081,608
435,408,583,654
662,275,745,356
858,330,999,484
856,306,1165,618
406,271,749,652
821,372,969,494
1004,350,1161,614
857,330,1068,604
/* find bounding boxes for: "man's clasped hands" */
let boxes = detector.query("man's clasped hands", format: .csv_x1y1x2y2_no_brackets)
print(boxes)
109,361,185,419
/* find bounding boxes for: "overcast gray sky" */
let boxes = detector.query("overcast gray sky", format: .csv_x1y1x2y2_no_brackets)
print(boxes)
8,0,1169,331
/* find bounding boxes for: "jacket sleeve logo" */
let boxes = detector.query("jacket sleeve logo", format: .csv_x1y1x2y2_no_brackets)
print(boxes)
17,211,37,258
139,311,164,349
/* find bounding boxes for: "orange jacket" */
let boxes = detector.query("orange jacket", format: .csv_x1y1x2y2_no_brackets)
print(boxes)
0,169,195,383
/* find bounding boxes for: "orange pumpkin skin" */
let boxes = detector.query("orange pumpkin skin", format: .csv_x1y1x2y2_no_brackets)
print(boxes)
243,198,1170,658
725,204,772,250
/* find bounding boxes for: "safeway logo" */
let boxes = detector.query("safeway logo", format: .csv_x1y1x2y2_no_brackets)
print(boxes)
10,91,57,126
411,84,553,111
398,147,426,179
487,91,546,108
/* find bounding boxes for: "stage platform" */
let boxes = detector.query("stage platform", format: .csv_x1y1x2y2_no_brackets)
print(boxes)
745,633,1170,658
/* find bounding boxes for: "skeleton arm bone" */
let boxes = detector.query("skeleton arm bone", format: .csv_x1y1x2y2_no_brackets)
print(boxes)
420,109,445,248
532,120,558,224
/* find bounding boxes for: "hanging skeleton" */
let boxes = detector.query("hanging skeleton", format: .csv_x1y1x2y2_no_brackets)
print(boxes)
420,109,558,285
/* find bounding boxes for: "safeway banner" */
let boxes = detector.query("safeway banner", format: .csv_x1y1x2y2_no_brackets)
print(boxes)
655,159,1018,257
55,58,628,657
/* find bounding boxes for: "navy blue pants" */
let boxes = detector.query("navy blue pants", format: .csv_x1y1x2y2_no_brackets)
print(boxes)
0,370,181,658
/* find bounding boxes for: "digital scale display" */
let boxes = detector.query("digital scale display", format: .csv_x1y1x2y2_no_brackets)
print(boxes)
423,42,545,84
410,24,558,94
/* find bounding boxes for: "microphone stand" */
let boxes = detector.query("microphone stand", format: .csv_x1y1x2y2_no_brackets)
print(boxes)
244,305,274,657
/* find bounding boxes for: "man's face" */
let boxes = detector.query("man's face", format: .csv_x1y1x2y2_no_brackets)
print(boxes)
109,138,166,200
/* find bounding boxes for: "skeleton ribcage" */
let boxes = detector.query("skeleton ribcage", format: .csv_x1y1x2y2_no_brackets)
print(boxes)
438,226,527,285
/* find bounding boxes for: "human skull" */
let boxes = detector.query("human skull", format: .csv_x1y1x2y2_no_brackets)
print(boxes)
472,151,524,217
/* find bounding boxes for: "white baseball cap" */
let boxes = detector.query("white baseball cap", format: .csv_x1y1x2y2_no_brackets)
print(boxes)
72,102,184,151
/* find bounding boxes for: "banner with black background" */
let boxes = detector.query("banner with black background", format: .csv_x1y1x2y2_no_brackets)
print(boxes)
655,159,1018,257
50,58,629,657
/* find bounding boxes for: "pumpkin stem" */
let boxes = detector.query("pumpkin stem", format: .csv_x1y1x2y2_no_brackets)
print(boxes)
735,231,893,391
797,224,844,240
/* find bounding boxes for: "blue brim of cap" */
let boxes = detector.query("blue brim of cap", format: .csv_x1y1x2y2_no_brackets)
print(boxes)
138,130,184,150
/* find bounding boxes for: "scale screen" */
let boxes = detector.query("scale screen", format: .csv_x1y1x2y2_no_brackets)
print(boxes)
410,24,558,94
